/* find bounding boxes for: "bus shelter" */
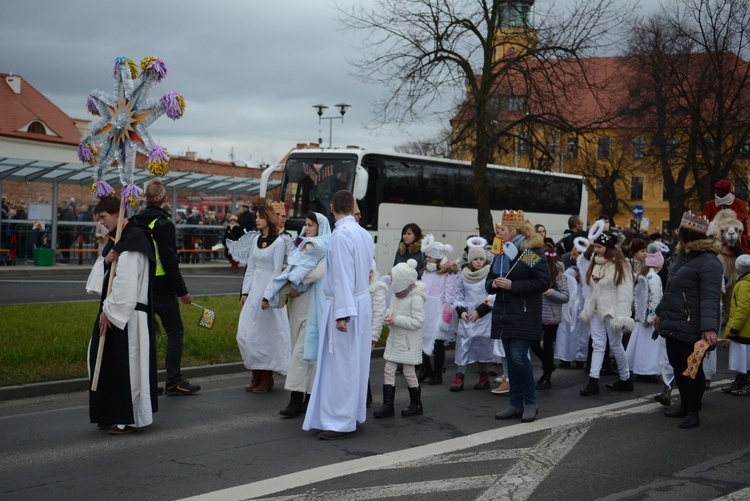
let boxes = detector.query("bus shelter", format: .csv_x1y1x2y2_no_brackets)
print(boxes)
0,156,280,263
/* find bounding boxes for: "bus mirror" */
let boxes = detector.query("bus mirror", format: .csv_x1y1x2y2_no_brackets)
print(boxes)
260,163,284,198
353,165,368,199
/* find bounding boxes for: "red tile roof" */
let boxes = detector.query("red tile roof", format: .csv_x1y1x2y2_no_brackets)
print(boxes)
0,73,82,146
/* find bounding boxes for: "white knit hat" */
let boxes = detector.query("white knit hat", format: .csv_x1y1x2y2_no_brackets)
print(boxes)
421,234,453,263
736,254,750,275
466,236,487,262
390,259,418,293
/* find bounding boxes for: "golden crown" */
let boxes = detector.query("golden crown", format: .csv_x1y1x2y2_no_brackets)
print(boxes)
501,209,526,228
269,201,285,213
680,211,709,233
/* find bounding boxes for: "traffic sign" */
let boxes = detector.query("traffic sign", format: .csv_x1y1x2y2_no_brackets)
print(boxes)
632,204,644,217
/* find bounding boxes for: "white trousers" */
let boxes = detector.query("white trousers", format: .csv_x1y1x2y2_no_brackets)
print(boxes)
589,316,629,380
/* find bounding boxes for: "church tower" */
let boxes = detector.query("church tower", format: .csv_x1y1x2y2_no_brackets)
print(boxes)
493,0,536,62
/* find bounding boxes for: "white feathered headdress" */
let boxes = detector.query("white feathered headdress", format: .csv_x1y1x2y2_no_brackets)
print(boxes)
421,234,453,264
466,236,488,262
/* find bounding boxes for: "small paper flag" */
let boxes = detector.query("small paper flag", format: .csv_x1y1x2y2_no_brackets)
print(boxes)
191,302,215,329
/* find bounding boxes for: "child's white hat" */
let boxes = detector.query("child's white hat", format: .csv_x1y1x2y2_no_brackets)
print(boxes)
421,234,453,263
390,259,418,293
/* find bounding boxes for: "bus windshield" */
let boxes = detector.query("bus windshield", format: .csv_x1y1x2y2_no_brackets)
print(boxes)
279,154,358,222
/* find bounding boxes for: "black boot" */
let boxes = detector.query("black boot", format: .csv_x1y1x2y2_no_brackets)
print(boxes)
654,384,672,406
580,377,600,396
679,411,700,429
417,360,433,383
373,384,396,418
536,373,552,390
606,376,634,392
366,382,373,408
302,393,310,412
427,362,443,385
279,391,304,418
724,373,746,394
402,386,423,417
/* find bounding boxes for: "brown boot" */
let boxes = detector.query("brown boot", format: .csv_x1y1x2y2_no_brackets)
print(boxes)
245,370,260,392
253,371,274,393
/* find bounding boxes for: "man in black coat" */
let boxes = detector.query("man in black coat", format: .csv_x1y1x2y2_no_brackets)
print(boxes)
131,180,200,396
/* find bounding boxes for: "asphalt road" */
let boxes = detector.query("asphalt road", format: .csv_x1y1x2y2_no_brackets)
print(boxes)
0,263,241,305
1,351,749,501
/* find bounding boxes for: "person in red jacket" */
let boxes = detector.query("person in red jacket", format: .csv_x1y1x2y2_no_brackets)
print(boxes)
702,179,750,254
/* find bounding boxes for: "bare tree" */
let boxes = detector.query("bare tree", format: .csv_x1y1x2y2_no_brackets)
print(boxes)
394,127,453,158
626,0,750,229
339,0,637,236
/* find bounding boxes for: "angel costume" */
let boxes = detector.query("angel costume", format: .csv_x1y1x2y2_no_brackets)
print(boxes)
553,267,585,363
625,268,663,376
453,267,498,367
303,215,374,434
88,224,158,429
264,213,331,394
237,234,291,375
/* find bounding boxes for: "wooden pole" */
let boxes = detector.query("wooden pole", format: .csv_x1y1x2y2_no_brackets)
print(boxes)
91,206,126,391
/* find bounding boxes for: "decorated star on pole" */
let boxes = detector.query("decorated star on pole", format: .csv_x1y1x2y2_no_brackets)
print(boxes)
78,56,186,207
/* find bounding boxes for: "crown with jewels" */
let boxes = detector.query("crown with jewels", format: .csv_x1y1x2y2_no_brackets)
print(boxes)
501,209,526,229
680,211,709,234
269,201,285,213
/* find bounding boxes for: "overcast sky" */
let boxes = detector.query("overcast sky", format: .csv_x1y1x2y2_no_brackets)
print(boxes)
1,0,655,166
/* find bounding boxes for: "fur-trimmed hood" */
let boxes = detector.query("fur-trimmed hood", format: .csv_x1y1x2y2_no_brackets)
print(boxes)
434,260,459,275
674,238,721,255
519,232,544,252
398,238,423,256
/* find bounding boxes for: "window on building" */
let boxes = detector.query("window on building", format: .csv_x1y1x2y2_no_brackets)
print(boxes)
598,137,611,160
631,176,644,200
666,136,680,158
517,131,531,155
736,177,749,200
661,220,670,236
633,137,647,159
566,137,578,159
739,139,750,159
27,121,45,134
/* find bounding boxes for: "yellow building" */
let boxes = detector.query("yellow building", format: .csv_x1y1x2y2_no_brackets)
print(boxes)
451,0,749,235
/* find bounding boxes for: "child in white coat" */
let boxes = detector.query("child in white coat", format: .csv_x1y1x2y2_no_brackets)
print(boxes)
450,237,498,391
374,259,427,418
579,231,634,396
625,244,664,380
419,234,458,385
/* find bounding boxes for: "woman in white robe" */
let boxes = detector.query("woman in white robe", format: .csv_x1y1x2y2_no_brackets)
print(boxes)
237,205,291,393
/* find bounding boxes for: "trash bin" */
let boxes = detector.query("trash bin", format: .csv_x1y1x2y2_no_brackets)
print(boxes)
33,248,55,266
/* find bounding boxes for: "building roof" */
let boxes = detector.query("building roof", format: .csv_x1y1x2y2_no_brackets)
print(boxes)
0,73,82,146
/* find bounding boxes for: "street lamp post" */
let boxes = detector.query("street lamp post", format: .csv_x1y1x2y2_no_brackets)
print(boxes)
313,103,351,148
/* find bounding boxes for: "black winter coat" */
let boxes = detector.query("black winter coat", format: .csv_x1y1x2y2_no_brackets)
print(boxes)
486,232,550,341
656,238,722,345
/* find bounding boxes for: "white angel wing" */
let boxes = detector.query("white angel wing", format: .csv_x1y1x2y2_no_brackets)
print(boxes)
225,230,259,265
422,295,442,356
634,275,648,322
380,275,393,310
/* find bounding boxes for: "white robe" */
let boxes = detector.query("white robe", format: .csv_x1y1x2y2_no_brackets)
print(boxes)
237,236,291,374
453,276,498,366
88,250,154,428
303,216,374,433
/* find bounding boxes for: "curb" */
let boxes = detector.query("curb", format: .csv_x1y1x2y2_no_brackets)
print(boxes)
0,348,394,402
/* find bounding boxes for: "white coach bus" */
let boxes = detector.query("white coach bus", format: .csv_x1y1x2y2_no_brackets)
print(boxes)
260,148,588,275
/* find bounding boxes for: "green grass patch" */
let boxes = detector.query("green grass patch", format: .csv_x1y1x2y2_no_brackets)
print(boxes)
0,296,243,387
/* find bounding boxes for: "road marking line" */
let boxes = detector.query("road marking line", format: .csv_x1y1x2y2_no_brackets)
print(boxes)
178,396,667,501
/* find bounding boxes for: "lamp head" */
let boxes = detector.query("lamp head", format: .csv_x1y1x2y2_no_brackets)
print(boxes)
313,104,328,117
335,103,351,116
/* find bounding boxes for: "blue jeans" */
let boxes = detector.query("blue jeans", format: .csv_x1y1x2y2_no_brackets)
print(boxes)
502,337,536,407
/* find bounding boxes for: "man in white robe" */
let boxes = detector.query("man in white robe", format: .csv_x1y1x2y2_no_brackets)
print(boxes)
303,191,374,439
88,195,158,435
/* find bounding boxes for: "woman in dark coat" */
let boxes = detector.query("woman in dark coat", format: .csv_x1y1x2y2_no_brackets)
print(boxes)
487,210,550,423
394,223,425,279
655,211,722,429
